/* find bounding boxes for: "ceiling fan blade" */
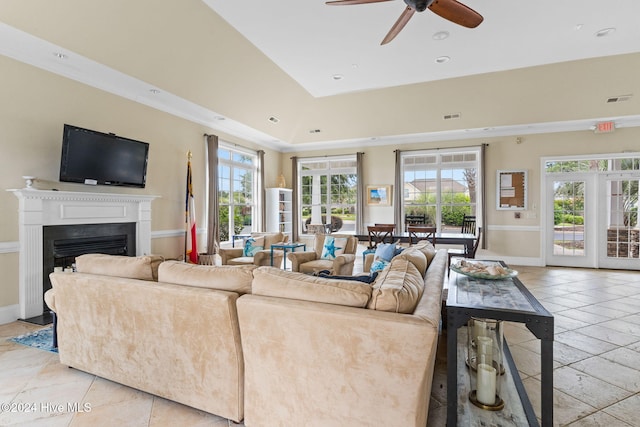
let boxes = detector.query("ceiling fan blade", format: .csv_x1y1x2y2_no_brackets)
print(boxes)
381,6,415,45
326,0,393,5
428,0,483,28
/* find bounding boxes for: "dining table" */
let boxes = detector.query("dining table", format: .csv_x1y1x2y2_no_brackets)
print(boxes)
354,231,477,254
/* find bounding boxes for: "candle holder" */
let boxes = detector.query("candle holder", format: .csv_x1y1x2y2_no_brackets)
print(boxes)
467,317,505,411
22,176,36,189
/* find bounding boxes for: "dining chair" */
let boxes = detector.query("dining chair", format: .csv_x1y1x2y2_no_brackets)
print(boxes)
404,214,427,231
407,225,436,246
461,215,477,234
448,227,482,276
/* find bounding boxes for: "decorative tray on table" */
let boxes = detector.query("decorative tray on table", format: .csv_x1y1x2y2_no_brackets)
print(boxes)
450,259,518,280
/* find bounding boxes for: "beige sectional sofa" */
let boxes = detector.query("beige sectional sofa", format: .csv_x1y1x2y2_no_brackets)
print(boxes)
45,242,446,426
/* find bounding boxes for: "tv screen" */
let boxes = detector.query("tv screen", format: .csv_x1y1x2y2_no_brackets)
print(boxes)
59,124,149,188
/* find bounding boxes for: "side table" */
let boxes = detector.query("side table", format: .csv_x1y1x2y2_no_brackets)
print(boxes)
270,243,306,270
232,234,251,248
446,260,554,426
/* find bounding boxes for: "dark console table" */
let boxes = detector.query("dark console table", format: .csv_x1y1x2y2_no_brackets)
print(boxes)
446,261,554,426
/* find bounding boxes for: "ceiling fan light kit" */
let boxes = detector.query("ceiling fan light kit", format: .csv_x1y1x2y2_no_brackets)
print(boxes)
326,0,483,45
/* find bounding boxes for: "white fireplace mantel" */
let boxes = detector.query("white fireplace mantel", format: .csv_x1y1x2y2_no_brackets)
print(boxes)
9,189,159,319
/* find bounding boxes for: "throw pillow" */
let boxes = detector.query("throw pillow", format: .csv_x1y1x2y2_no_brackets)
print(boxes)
370,258,390,273
243,236,265,257
373,243,396,263
320,236,347,260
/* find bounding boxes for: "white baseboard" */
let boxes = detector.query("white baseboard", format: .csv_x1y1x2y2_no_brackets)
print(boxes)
0,304,19,325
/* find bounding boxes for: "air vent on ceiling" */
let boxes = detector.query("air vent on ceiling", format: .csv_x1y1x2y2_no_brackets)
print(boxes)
309,129,321,134
606,94,632,103
443,112,461,120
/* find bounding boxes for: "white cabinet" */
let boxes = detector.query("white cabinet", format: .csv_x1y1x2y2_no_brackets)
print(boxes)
265,188,292,240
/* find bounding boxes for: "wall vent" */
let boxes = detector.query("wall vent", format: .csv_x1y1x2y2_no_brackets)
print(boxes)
443,112,461,120
606,94,632,103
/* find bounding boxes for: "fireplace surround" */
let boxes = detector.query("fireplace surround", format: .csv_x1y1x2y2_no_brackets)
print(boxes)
9,189,158,320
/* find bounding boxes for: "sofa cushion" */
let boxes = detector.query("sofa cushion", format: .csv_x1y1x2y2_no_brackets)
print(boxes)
243,236,265,257
252,267,371,308
395,248,428,277
158,261,256,294
368,258,424,313
413,241,437,266
254,232,286,248
75,254,164,281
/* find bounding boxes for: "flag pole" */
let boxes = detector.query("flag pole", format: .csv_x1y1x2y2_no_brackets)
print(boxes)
184,150,192,262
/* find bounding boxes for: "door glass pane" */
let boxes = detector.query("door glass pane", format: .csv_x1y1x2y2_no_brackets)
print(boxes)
606,178,639,259
440,168,475,231
553,180,585,256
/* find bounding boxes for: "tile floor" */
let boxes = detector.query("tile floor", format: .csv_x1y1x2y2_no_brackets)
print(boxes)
1,264,639,426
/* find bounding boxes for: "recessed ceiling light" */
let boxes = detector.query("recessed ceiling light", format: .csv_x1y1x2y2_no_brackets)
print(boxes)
214,116,226,121
52,52,67,60
332,74,344,81
149,89,160,94
268,116,280,124
595,27,616,37
574,24,584,31
432,31,449,41
435,56,450,64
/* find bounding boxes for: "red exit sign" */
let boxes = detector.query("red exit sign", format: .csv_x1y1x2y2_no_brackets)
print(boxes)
595,121,615,133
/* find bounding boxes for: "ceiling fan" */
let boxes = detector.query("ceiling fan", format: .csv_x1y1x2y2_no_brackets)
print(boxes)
326,0,483,45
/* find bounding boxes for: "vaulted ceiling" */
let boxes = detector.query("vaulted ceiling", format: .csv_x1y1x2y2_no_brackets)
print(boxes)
1,0,639,151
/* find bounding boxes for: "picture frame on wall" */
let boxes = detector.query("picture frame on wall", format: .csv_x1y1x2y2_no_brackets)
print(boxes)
367,185,392,206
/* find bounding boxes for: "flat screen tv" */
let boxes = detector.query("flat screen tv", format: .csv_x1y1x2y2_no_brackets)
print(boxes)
59,124,149,188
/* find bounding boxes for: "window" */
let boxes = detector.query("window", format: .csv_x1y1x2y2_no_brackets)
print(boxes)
401,148,481,231
218,144,258,242
298,155,358,234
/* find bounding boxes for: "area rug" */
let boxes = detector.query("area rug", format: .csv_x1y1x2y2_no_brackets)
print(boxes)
8,326,58,353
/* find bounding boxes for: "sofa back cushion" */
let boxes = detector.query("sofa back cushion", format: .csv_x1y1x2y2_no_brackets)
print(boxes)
413,241,437,266
252,267,371,308
75,254,164,281
158,261,256,294
252,232,287,248
368,257,424,313
395,248,428,277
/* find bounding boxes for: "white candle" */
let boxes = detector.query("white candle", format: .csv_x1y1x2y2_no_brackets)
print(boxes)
476,336,493,365
64,267,73,273
53,267,63,273
474,319,487,342
476,363,497,405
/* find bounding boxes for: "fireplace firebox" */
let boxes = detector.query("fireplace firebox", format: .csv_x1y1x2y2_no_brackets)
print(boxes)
42,222,137,310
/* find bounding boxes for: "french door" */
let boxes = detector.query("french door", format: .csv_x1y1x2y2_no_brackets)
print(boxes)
598,173,640,269
546,174,596,268
546,169,640,270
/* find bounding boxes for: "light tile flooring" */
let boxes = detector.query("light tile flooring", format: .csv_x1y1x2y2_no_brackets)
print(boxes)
1,264,640,426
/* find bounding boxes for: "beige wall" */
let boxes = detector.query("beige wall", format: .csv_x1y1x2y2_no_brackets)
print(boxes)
0,55,282,313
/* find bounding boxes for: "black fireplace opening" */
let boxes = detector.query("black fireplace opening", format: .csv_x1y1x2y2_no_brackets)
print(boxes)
31,222,137,325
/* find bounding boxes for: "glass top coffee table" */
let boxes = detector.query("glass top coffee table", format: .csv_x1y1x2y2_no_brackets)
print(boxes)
446,260,554,426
